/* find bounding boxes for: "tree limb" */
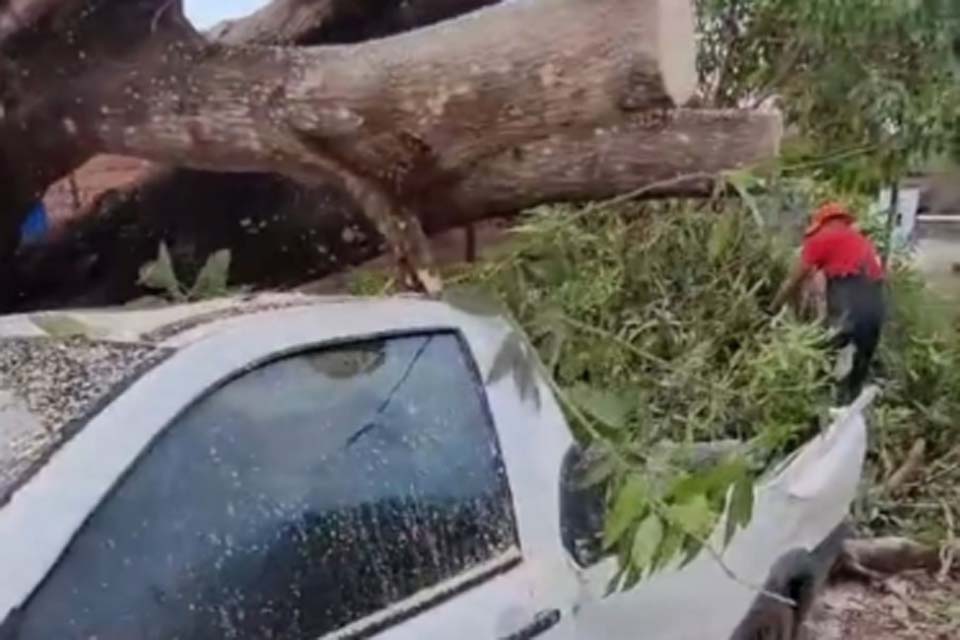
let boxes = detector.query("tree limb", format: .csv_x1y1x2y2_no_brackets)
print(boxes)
6,109,781,311
83,0,698,189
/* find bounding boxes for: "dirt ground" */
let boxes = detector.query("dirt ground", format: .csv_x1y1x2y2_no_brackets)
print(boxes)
807,225,960,639
806,572,960,639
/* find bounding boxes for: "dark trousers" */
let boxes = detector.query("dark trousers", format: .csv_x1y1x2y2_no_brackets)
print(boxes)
826,275,886,404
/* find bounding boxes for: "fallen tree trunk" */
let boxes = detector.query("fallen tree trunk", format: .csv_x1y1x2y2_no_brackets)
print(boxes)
6,109,779,311
835,537,958,578
3,0,705,296
0,0,498,216
3,0,501,307
0,0,197,249
443,109,782,215
81,0,698,188
2,0,783,309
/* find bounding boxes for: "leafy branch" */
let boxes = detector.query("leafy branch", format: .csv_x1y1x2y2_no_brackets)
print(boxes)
138,242,233,303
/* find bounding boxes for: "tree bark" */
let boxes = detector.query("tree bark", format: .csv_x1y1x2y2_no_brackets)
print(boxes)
1,0,784,311
6,109,780,311
0,0,499,219
3,0,700,295
81,0,698,190
442,109,782,216
0,0,198,223
0,0,198,295
1,0,507,307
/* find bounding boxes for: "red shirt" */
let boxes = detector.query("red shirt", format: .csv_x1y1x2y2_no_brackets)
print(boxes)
802,224,884,280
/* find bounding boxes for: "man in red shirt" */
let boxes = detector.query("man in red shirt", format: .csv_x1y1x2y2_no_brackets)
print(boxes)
773,202,887,403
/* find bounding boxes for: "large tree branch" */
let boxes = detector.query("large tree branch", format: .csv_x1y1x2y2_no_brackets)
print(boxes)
0,0,198,207
2,0,784,310
6,109,780,311
443,109,782,215
1,0,514,305
69,0,698,293
84,0,697,193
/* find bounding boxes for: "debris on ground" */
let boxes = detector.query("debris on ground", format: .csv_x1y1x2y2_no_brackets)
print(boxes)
807,571,960,639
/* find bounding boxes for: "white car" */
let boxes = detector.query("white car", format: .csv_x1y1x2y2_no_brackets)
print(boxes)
0,294,875,640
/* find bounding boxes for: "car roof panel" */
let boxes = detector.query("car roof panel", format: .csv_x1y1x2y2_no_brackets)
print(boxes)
0,292,431,506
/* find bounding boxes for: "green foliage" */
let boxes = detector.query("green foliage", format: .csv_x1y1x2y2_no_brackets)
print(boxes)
29,314,103,339
453,202,833,580
697,0,960,185
353,180,960,574
138,242,233,303
138,242,182,300
861,264,960,540
189,249,232,300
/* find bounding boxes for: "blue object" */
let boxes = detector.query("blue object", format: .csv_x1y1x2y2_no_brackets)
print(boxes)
20,202,49,245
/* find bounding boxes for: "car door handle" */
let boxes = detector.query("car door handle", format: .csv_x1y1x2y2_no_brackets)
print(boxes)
499,609,561,640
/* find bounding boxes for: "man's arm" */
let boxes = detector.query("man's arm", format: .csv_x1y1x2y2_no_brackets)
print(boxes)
772,257,814,312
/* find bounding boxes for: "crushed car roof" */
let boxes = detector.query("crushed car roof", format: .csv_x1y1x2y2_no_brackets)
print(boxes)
0,292,388,505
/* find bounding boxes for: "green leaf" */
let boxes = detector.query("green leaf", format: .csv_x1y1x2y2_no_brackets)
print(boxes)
487,331,540,409
30,314,100,339
189,249,231,300
678,536,702,569
668,494,716,540
603,474,648,549
669,457,745,504
569,385,632,429
577,453,618,489
513,351,542,410
724,170,765,228
487,332,524,385
730,476,755,527
707,213,737,262
443,286,505,317
620,564,644,591
630,514,664,573
138,242,183,301
652,526,686,571
604,565,628,597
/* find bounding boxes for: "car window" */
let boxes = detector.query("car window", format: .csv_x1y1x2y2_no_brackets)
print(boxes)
8,332,519,639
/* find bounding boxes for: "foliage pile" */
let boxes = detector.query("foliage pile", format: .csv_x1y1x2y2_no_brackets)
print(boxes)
354,191,960,583
459,202,835,585
359,200,837,584
860,264,960,543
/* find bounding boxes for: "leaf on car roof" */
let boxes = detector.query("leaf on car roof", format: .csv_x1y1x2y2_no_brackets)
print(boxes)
30,314,102,339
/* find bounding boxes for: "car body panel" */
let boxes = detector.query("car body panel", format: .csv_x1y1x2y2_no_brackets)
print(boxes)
570,391,871,639
0,294,874,639
0,297,579,639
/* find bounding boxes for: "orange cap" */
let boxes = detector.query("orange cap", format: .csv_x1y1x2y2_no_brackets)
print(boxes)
806,202,854,236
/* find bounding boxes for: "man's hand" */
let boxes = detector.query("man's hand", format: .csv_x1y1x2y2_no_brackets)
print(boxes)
771,258,812,315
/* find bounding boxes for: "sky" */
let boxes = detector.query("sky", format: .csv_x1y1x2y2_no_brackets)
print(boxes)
183,0,271,29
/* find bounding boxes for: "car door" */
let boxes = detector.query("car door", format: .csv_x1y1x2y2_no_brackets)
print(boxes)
2,329,562,639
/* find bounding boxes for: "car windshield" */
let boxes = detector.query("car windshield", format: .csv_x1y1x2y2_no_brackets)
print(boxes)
7,332,519,639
